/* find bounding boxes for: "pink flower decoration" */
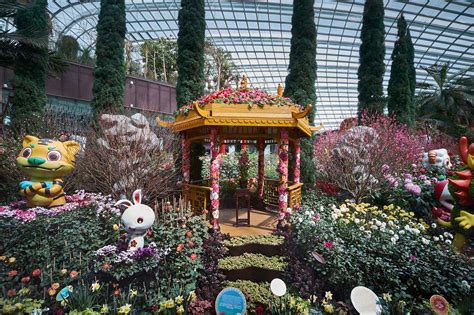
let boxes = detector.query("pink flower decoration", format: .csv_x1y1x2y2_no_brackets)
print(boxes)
314,213,321,221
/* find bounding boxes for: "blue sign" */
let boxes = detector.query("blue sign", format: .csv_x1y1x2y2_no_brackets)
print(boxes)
215,287,247,315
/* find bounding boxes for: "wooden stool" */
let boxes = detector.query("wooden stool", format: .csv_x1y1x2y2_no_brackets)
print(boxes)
234,188,251,226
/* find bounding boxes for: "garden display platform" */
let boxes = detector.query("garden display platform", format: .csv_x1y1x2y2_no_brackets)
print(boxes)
219,208,277,236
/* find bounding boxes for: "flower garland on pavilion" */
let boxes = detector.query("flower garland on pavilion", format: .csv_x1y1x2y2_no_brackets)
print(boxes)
176,87,304,116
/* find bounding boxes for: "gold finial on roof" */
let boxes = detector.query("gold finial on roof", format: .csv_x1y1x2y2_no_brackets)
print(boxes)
277,84,283,97
239,74,248,90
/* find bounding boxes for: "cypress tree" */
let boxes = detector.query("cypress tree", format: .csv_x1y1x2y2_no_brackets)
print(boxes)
284,0,317,185
387,15,412,126
176,0,206,107
406,25,416,122
10,0,49,134
176,0,206,180
91,0,126,114
357,0,386,117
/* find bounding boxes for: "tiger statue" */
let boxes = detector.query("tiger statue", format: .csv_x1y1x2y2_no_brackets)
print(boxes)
16,135,81,208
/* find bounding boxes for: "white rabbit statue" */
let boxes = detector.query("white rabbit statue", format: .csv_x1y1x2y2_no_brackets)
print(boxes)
115,189,155,251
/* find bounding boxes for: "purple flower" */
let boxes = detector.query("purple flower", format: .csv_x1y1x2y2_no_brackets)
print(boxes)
404,183,421,195
381,164,390,173
409,255,417,262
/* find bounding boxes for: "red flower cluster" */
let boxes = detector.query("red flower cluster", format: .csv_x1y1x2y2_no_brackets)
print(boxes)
315,180,340,196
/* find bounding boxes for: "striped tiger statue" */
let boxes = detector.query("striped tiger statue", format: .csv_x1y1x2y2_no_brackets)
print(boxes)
16,135,81,208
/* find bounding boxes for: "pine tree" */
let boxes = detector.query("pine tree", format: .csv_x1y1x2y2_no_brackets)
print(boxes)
357,0,386,117
10,0,49,134
387,15,412,126
284,0,317,185
176,0,206,107
91,0,126,113
176,0,206,180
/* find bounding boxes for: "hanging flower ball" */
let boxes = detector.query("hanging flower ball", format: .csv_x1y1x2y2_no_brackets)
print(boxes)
186,231,193,238
69,270,78,279
188,241,194,248
190,253,197,260
176,244,185,252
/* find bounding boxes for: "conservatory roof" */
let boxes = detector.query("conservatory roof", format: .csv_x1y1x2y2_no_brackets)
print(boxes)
41,1,474,131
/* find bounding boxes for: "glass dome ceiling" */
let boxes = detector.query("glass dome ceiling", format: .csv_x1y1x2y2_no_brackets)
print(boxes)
48,0,474,130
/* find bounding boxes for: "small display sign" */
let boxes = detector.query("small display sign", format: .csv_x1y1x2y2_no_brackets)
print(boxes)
215,287,247,315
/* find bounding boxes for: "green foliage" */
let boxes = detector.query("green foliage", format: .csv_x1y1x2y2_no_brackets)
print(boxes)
176,0,206,108
56,35,80,62
388,15,414,127
357,0,386,117
416,63,474,136
218,253,286,271
9,0,49,134
204,40,240,91
91,0,126,114
284,0,317,185
140,38,178,84
223,234,284,247
0,297,45,314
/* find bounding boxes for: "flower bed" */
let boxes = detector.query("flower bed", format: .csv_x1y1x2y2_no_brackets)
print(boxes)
0,194,211,314
287,199,473,305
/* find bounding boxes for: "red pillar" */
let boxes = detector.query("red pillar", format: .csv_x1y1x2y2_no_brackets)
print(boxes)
209,126,220,230
220,143,226,154
278,129,289,220
181,134,190,184
293,139,301,184
257,138,265,206
242,139,247,151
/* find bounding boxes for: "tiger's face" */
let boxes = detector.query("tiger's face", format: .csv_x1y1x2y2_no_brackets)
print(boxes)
16,135,81,180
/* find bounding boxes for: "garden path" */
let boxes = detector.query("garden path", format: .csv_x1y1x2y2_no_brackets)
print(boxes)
219,208,277,236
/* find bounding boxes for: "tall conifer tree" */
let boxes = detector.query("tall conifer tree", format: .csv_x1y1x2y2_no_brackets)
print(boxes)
176,0,206,181
10,0,49,133
284,0,317,184
176,0,206,107
406,25,416,121
357,0,386,117
91,0,126,113
388,15,412,126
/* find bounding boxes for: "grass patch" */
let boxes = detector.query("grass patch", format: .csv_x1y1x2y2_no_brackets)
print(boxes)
218,253,286,271
225,280,272,310
223,234,284,247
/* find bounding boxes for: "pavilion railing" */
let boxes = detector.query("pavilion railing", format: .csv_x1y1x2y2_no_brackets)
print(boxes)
183,183,212,215
263,179,303,210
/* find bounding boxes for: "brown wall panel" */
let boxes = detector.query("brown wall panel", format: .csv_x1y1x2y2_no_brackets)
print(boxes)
0,62,176,114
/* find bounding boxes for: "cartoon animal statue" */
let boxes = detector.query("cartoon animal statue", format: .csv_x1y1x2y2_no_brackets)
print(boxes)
432,179,454,222
422,149,452,170
438,137,474,250
16,135,81,208
115,190,155,251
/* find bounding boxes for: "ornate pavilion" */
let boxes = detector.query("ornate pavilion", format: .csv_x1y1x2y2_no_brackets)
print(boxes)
158,81,322,229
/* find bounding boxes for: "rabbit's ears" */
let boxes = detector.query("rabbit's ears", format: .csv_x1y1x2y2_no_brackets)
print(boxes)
114,189,143,207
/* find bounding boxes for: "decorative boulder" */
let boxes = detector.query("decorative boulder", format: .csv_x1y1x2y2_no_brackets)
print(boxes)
422,149,452,170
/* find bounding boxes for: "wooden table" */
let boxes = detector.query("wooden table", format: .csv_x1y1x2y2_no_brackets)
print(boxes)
234,188,251,226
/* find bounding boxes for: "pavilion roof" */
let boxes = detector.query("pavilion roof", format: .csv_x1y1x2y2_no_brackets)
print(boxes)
157,87,323,138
